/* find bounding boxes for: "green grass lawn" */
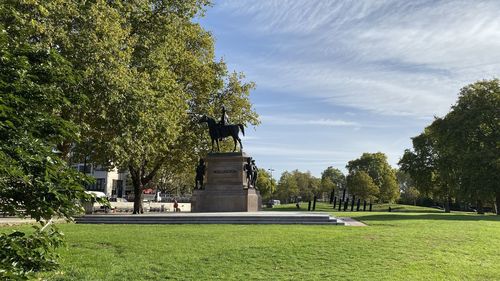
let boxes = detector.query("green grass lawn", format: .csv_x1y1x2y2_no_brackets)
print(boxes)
2,204,500,280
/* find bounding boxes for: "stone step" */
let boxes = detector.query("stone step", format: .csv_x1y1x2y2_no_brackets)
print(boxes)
75,213,345,225
75,219,343,225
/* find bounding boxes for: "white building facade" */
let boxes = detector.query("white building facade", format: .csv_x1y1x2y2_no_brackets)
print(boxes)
73,164,131,198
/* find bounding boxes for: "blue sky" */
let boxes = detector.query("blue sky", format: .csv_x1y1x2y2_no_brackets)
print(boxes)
198,0,500,179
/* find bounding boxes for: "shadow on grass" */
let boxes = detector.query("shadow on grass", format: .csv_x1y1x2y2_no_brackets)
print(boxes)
354,213,500,222
265,206,444,214
263,207,305,212
265,202,447,213
374,208,443,214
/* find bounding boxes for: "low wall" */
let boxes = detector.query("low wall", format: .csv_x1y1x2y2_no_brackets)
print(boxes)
93,202,191,213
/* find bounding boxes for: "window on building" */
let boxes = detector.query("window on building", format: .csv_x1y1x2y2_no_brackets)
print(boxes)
94,165,108,172
87,178,105,192
77,164,92,174
112,180,124,198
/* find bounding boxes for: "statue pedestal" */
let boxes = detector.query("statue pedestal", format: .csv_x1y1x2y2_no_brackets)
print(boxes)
191,152,262,212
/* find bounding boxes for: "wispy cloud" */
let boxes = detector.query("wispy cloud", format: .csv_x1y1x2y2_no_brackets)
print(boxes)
260,115,359,127
246,144,354,159
203,0,500,176
215,0,500,118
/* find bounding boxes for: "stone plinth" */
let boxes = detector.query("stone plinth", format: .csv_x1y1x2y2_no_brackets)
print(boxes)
191,152,262,212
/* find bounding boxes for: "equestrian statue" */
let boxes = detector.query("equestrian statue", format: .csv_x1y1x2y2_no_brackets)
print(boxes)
199,106,245,152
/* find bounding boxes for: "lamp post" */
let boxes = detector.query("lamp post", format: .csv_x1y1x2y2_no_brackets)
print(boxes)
267,168,275,179
268,168,275,198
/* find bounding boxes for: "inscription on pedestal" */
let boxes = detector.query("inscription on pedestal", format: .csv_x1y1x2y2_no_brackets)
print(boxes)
213,169,237,174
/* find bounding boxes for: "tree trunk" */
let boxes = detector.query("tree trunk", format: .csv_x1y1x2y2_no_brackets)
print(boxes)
129,166,143,214
495,193,500,215
444,195,451,213
477,199,484,215
133,186,143,214
129,160,164,214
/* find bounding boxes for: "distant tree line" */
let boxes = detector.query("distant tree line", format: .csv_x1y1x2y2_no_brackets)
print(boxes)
274,79,499,215
274,153,400,207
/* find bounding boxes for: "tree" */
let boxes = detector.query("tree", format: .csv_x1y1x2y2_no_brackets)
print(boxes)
275,170,320,208
399,127,456,213
255,168,277,201
396,170,420,205
321,166,346,199
399,134,437,199
43,1,258,213
445,80,499,214
399,79,499,214
276,171,299,203
346,152,399,203
0,1,94,277
346,171,379,201
379,169,400,203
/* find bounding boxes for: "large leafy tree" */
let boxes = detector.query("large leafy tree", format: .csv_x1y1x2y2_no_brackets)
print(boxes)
399,127,456,212
255,168,277,201
275,170,321,204
321,166,346,199
446,79,499,214
276,171,299,203
36,0,258,213
346,152,399,203
0,1,93,278
346,171,379,201
400,79,499,214
396,170,420,205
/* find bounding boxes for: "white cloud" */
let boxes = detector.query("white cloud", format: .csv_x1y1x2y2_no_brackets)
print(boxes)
260,115,359,127
246,143,354,159
215,0,500,118
205,0,500,176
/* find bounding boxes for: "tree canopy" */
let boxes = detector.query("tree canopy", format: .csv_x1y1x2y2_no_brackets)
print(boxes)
321,166,346,197
255,168,277,200
16,0,259,213
0,1,95,278
275,170,321,203
400,79,499,214
346,152,399,203
346,171,379,201
0,0,259,277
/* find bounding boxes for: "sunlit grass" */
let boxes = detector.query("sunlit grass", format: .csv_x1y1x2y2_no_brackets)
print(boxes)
2,205,499,280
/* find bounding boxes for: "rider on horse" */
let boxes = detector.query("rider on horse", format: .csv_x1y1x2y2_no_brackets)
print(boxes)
220,105,230,126
218,105,230,140
198,107,245,152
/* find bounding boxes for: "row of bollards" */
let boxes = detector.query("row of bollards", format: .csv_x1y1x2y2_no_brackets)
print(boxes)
333,196,372,212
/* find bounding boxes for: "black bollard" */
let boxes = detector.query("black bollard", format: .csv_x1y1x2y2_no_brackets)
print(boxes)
308,201,311,211
333,197,337,208
388,206,392,212
356,199,361,211
329,190,334,204
363,200,367,211
313,196,317,211
350,196,355,211
338,200,342,211
369,202,373,212
344,198,349,211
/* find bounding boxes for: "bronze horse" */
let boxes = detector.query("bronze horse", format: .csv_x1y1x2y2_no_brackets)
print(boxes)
199,115,245,152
